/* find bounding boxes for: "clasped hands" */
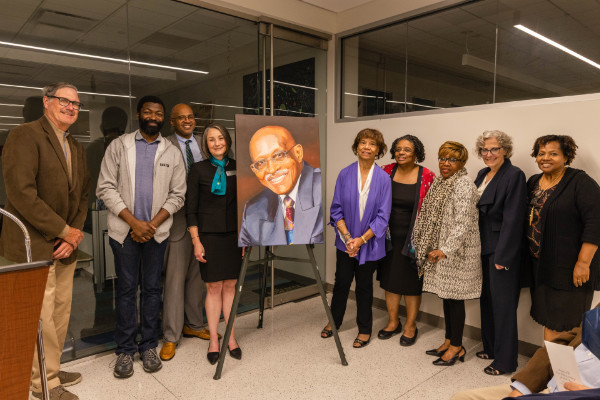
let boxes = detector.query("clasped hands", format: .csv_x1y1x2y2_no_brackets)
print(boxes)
130,220,157,243
53,226,83,260
345,237,363,258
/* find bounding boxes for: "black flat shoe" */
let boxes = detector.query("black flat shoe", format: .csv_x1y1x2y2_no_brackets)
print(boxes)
400,328,418,346
207,351,219,365
484,365,505,375
425,347,448,357
228,346,242,360
377,321,403,340
476,351,493,360
433,346,466,366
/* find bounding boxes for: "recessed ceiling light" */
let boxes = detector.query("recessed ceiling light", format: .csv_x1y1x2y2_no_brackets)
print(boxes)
0,40,209,75
514,25,600,71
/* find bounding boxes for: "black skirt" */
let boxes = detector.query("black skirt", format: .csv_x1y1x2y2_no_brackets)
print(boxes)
200,231,242,282
530,258,594,331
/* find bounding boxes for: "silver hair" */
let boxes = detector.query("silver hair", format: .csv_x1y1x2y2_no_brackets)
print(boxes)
42,82,78,97
474,129,513,159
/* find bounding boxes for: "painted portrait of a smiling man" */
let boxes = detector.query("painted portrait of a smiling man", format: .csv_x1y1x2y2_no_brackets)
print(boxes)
236,115,323,246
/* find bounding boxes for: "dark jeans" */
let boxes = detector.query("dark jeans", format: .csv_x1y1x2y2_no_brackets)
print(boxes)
443,299,465,347
330,249,377,335
110,234,167,355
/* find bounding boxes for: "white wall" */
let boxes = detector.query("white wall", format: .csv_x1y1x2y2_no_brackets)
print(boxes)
326,84,600,345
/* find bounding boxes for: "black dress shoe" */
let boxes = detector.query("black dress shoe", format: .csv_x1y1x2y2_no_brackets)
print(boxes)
377,321,403,340
400,327,418,346
425,347,447,357
228,346,242,360
207,351,219,365
433,346,466,366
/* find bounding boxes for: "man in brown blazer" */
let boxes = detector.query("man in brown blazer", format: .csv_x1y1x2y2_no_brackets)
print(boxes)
0,82,89,400
159,103,212,361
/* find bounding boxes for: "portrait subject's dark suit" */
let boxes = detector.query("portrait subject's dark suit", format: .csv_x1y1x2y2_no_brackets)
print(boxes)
161,133,205,343
238,161,323,246
475,158,527,373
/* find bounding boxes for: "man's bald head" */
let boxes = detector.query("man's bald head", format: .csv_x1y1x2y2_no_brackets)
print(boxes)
170,103,195,138
249,125,303,195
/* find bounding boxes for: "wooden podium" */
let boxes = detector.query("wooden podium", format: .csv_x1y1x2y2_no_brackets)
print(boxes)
0,257,51,400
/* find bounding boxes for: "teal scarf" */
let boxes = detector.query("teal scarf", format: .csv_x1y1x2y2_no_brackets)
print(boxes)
210,155,228,195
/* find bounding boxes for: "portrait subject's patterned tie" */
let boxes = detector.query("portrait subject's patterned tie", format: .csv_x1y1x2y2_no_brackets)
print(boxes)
284,196,295,244
185,139,194,172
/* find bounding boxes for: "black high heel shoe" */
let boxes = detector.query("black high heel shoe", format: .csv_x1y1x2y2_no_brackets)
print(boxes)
228,345,242,360
207,340,220,365
425,346,447,357
433,346,466,366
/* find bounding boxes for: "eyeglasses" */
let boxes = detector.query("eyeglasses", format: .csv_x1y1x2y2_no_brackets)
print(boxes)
174,114,194,122
480,147,501,156
251,144,298,171
438,157,459,164
394,147,413,154
47,95,83,110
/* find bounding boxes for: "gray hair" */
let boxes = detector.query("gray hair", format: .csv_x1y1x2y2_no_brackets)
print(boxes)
475,130,513,159
42,82,78,97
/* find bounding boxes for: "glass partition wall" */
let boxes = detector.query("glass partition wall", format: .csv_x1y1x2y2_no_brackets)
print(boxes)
341,0,600,119
0,0,326,361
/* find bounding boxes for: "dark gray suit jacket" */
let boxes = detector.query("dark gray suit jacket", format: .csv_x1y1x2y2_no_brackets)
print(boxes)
167,133,203,242
238,162,323,246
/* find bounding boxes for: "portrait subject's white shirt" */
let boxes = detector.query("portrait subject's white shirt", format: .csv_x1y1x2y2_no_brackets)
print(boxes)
279,173,301,217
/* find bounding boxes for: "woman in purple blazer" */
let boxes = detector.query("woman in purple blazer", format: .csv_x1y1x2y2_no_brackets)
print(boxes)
321,128,392,348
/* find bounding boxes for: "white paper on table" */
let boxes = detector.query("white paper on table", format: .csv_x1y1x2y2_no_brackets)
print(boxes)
544,340,583,391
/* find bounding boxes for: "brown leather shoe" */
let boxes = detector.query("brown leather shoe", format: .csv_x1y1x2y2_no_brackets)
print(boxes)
183,326,220,340
31,385,79,399
58,370,82,387
159,341,176,361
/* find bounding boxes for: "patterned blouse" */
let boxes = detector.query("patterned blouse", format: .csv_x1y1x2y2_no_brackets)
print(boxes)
527,185,557,258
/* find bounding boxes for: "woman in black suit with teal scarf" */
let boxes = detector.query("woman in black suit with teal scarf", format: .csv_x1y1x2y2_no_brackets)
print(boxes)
474,130,527,376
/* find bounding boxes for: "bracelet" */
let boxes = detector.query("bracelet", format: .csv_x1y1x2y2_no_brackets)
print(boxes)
360,235,367,244
191,236,199,240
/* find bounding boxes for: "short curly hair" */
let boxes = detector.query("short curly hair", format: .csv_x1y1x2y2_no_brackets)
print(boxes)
531,135,577,165
474,130,513,159
439,141,468,163
390,134,425,163
352,128,387,160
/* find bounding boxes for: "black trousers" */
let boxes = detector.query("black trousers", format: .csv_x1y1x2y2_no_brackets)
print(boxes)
480,254,520,372
330,249,377,335
443,299,465,347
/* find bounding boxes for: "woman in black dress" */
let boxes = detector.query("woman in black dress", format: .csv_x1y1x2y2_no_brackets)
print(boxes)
527,135,600,342
377,135,435,345
186,123,242,364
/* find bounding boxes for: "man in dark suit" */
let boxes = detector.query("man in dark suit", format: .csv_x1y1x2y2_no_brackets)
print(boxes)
0,82,89,400
239,125,323,246
160,103,212,361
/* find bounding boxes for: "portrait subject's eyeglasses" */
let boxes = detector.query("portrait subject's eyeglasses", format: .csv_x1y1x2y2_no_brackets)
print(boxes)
251,144,299,171
480,147,501,156
47,95,83,110
438,157,459,164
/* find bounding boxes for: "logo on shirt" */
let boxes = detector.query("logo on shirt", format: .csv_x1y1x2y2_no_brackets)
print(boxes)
159,163,170,167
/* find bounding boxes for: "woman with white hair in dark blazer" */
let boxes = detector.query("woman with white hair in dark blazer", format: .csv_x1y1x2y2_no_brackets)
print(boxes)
474,130,527,375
